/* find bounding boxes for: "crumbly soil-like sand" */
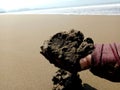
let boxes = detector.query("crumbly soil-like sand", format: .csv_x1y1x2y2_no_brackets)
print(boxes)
40,29,94,72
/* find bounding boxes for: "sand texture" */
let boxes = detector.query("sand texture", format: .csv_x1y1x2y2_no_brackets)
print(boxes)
0,15,120,90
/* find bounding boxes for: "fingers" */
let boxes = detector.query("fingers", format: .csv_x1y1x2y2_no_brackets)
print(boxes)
79,55,92,70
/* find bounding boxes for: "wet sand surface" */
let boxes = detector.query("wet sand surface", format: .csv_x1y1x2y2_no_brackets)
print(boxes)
0,15,120,90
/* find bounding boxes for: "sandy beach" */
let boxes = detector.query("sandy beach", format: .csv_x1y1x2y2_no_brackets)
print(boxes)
0,15,120,90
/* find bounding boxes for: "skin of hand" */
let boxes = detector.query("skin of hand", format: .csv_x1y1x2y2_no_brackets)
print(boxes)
79,54,92,70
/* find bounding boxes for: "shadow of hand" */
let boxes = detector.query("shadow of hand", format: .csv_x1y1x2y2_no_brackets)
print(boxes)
83,83,97,90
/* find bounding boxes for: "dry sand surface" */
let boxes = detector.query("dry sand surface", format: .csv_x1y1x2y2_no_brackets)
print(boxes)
0,15,120,90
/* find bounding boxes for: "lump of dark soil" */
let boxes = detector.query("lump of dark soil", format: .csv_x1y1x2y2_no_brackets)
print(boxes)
52,69,83,90
40,29,94,72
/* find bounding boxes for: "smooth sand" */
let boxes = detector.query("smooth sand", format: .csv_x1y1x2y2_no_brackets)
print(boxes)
0,15,120,90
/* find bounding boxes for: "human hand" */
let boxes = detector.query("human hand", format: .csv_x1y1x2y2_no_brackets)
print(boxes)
89,43,120,82
79,54,92,71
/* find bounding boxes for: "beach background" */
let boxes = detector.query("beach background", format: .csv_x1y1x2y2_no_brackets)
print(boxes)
0,0,120,15
0,15,120,90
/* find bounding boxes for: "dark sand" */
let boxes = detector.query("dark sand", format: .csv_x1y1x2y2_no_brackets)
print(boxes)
0,15,120,90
